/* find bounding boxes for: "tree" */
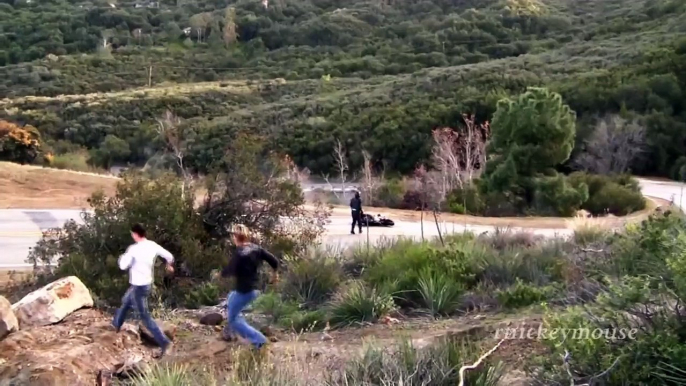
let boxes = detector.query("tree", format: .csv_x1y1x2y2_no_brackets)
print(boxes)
430,114,491,200
223,7,238,48
486,87,577,178
156,110,191,198
481,87,583,215
200,134,329,255
361,150,382,206
0,120,42,164
323,140,349,200
573,115,647,175
92,134,130,169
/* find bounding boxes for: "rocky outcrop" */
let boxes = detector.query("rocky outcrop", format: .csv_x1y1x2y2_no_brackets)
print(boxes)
0,295,18,340
0,309,148,386
12,276,94,327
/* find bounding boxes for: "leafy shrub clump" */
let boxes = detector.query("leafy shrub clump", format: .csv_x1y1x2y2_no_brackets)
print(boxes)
329,281,396,327
280,250,344,307
364,242,476,307
183,282,221,309
28,173,227,306
494,279,557,309
568,172,646,216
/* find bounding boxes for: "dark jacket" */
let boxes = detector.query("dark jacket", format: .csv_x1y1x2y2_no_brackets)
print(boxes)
350,196,362,212
221,243,279,293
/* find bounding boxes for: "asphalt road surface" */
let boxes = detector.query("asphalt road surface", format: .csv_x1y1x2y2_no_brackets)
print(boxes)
0,178,681,269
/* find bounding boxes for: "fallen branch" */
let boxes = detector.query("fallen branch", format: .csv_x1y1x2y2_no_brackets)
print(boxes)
458,338,505,386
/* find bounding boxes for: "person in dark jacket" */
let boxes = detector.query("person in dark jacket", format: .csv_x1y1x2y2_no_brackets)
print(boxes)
350,191,363,234
216,224,279,349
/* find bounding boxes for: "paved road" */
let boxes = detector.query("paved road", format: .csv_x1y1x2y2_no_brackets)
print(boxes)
0,178,681,269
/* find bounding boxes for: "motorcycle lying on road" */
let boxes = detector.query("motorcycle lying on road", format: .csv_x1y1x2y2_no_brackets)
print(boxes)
360,213,395,227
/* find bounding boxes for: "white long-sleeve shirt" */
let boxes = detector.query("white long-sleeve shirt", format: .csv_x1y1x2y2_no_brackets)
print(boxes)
118,239,174,286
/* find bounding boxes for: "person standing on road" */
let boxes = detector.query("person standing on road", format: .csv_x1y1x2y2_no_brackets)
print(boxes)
350,191,363,234
113,223,174,358
216,224,279,350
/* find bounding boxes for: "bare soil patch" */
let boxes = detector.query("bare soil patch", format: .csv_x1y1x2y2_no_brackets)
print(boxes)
0,162,117,209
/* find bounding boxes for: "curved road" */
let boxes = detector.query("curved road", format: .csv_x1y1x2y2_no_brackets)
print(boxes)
0,178,682,269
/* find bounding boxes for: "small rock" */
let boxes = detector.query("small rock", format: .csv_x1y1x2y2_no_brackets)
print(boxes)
0,296,19,340
139,320,176,346
200,312,224,326
11,276,94,327
114,354,145,379
96,370,113,386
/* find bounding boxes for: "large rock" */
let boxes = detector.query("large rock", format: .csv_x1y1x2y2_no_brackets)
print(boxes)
0,296,18,340
11,276,94,327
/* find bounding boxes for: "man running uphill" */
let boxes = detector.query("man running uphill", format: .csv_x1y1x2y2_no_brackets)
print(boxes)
113,223,174,358
217,224,279,350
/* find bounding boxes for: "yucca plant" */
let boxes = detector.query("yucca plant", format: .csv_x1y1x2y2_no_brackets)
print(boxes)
417,268,464,317
329,281,396,327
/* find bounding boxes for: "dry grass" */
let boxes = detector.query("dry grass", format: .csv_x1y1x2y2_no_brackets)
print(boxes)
0,162,117,209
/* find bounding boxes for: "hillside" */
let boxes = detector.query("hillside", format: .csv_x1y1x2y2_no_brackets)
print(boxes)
0,0,685,177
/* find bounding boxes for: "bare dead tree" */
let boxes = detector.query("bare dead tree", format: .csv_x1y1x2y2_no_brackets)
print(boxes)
431,115,491,198
334,140,348,190
573,115,646,175
156,110,191,198
361,150,382,207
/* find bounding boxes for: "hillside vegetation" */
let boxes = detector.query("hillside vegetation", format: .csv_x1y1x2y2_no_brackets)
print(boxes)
1,0,685,178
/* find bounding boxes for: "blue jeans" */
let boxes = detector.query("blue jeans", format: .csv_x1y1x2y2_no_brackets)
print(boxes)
112,285,170,349
225,290,267,348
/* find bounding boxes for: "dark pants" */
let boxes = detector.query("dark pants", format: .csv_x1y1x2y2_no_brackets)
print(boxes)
112,285,170,349
351,211,362,233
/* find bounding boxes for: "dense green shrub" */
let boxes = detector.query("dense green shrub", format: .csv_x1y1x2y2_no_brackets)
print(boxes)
183,282,221,309
447,183,484,215
568,172,646,215
364,242,476,307
494,279,557,309
279,250,343,307
28,173,227,306
417,268,465,317
329,281,396,327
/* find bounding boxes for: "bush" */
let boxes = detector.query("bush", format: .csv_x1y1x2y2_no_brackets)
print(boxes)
417,268,464,317
532,173,588,217
51,150,100,173
280,250,343,307
375,178,406,208
27,173,227,306
329,281,396,327
494,279,556,309
584,182,646,216
533,277,686,385
447,183,484,215
183,282,220,309
364,242,476,307
568,172,646,215
253,292,299,325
